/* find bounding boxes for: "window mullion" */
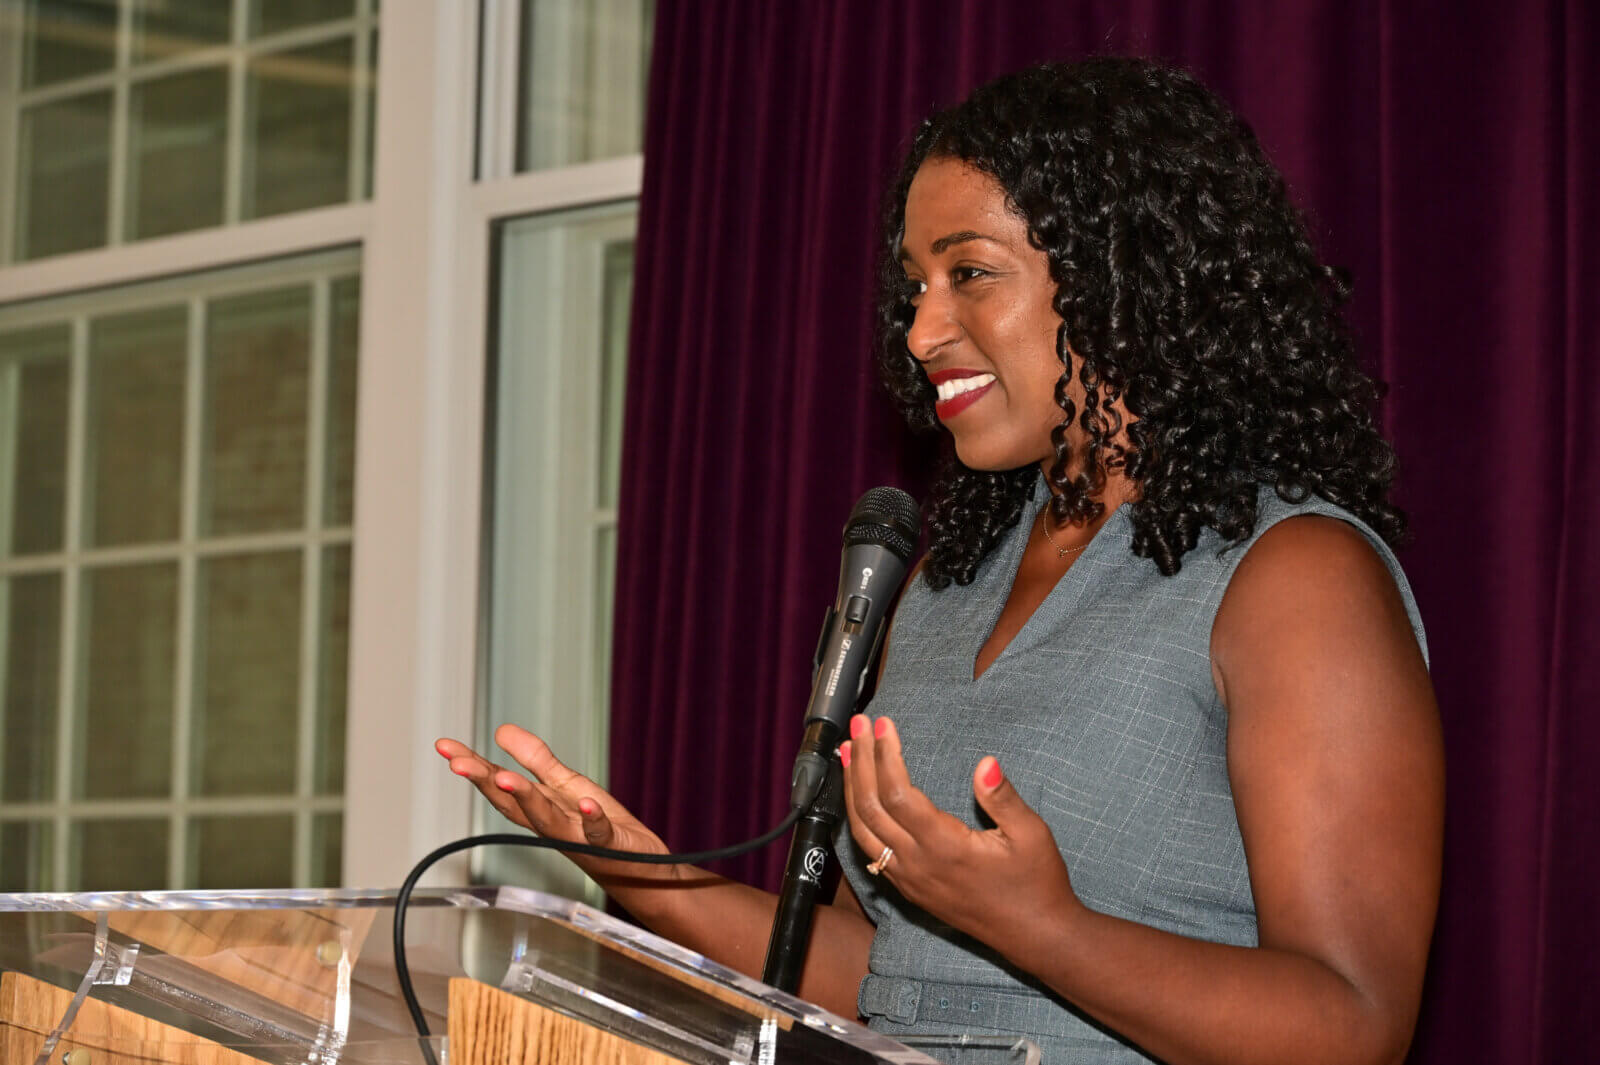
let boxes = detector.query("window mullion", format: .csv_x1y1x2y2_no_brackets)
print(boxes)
168,295,206,888
0,364,17,807
0,528,354,578
476,0,522,181
14,23,363,108
1,794,344,820
224,0,249,225
52,315,89,889
105,0,134,249
293,276,333,887
348,19,373,202
0,363,17,558
0,584,9,824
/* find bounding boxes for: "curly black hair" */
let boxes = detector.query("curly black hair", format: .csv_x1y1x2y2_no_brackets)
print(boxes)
876,58,1406,586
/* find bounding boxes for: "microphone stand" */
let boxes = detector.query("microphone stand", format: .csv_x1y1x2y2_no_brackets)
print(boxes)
762,746,846,992
761,485,919,992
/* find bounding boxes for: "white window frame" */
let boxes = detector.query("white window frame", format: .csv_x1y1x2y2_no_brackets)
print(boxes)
0,250,358,889
0,0,644,890
480,202,635,905
0,0,378,266
337,0,643,888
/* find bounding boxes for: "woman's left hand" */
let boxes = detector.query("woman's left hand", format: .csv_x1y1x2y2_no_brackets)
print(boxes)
841,713,1081,954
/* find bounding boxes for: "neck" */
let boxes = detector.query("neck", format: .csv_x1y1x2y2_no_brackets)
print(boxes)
1036,461,1139,525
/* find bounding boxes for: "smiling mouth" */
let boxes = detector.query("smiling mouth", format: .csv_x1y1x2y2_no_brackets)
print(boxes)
929,372,996,419
933,373,995,402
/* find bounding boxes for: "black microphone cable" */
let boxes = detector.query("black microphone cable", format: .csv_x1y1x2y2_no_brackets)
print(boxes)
393,806,805,1065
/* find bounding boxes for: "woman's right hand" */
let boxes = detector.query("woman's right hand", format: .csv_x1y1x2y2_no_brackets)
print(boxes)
435,724,677,889
441,725,874,1014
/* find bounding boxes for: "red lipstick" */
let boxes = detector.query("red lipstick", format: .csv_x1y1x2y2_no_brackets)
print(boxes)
928,369,996,421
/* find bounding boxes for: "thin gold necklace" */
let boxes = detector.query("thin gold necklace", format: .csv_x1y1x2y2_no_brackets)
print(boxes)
1038,508,1090,559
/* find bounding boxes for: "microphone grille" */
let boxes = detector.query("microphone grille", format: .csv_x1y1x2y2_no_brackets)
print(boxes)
843,487,921,562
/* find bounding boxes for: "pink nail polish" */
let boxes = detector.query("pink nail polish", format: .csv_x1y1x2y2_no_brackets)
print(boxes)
874,717,889,740
982,759,1003,789
850,716,866,739
839,742,852,768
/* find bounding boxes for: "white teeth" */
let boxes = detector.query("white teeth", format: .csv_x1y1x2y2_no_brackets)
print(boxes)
934,373,995,402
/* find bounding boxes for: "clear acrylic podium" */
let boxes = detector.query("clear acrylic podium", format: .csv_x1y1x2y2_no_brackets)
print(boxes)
0,886,1039,1064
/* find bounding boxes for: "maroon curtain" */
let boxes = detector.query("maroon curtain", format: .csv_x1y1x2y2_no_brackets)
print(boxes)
608,2,1598,1061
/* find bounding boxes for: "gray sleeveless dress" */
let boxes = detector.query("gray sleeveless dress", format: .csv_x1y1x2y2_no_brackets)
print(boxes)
837,480,1427,1064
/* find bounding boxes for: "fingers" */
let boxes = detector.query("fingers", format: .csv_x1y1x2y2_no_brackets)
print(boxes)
434,737,475,761
971,756,1024,830
495,723,580,788
436,735,580,835
840,735,889,865
575,797,617,846
435,737,495,780
971,756,1054,854
489,765,564,827
867,716,940,827
436,737,534,830
437,733,619,845
842,715,918,857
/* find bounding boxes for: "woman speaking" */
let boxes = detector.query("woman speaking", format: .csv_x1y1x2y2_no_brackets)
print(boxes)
436,57,1443,1065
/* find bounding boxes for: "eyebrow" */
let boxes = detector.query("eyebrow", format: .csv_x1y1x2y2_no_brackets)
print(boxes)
897,229,1000,262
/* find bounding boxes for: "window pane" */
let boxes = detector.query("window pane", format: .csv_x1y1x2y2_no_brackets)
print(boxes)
597,240,633,510
311,811,341,886
79,562,177,798
22,0,117,89
193,551,301,797
592,523,615,718
17,92,111,260
325,276,359,527
482,202,635,902
73,818,168,890
87,305,186,547
3,574,61,803
0,254,357,893
190,813,292,888
315,544,349,794
250,0,356,38
133,0,233,64
0,822,54,891
127,67,229,240
2,324,72,556
203,286,309,535
517,0,653,171
244,39,357,220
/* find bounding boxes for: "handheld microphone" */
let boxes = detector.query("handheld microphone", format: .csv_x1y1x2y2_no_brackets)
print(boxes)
788,487,920,810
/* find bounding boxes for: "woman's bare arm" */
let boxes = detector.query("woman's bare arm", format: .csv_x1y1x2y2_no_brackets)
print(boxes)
436,726,874,1016
842,516,1443,1065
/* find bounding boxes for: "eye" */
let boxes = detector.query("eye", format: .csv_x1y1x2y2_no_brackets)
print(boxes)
904,277,927,302
952,266,988,283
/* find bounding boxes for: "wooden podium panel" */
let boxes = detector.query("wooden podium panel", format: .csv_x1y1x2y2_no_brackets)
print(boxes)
0,970,268,1065
448,976,690,1065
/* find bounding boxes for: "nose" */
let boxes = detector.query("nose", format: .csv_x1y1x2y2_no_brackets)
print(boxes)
906,287,960,363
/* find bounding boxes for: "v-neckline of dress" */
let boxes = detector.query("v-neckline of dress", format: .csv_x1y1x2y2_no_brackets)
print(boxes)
970,481,1130,682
